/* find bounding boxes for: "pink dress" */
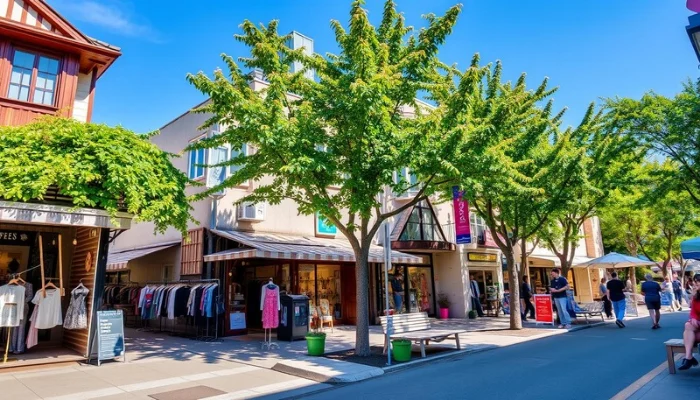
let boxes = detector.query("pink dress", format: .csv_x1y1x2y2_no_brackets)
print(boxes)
261,286,280,329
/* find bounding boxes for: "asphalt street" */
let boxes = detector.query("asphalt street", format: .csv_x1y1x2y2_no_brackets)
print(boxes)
294,312,690,400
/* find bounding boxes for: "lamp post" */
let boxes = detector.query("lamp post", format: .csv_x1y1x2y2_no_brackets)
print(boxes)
686,10,700,62
382,190,393,366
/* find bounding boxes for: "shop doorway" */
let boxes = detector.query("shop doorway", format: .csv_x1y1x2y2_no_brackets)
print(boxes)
376,261,436,317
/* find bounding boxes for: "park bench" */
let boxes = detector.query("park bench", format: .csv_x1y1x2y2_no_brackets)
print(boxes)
379,312,466,358
573,301,605,324
664,339,700,374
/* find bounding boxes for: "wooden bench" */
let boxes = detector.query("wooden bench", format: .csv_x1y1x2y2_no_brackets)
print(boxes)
664,339,700,374
574,302,605,324
379,312,466,358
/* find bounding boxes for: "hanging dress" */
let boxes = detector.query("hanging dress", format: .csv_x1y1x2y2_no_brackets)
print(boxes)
64,285,89,330
10,282,32,354
261,285,280,329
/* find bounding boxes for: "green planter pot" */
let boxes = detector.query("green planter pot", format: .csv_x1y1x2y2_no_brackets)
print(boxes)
306,334,326,356
391,340,412,362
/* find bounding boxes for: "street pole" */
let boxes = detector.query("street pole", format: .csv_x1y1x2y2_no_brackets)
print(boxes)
383,192,392,366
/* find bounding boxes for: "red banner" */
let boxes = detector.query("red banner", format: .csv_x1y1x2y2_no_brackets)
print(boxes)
534,294,554,325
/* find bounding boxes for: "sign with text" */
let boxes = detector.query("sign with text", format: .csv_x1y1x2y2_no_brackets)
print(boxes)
534,294,554,325
229,312,246,330
468,252,498,263
94,310,125,366
0,230,34,246
315,212,337,237
451,186,471,244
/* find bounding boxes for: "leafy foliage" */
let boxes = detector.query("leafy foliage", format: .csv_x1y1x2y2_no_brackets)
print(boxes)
186,0,462,355
0,117,192,233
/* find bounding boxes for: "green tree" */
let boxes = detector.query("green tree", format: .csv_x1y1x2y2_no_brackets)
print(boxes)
539,106,639,276
606,79,700,205
0,117,192,233
186,0,461,355
439,56,586,330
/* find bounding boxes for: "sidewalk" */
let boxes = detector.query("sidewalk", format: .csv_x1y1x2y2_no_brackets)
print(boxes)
0,313,619,399
615,356,700,400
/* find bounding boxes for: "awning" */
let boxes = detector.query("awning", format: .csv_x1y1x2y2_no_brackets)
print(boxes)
107,241,180,271
0,200,132,229
205,230,423,264
528,254,560,267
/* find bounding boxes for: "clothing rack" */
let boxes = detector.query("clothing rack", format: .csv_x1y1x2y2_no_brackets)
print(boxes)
139,279,221,341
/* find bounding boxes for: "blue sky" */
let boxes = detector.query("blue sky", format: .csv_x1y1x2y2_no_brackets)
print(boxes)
51,0,699,133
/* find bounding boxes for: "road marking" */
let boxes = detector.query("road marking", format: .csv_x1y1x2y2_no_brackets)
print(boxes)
630,338,647,341
610,357,674,400
200,378,315,400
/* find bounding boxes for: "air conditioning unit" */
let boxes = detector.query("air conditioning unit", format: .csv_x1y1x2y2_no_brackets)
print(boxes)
238,202,265,222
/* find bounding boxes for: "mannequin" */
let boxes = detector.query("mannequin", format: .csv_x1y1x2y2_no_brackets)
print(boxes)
260,278,280,350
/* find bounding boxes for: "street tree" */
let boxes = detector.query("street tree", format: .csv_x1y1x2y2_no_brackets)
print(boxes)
186,0,462,355
0,117,192,233
606,79,700,205
539,106,639,276
438,56,587,330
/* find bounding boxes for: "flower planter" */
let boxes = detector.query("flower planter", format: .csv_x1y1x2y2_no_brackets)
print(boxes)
391,340,412,362
439,307,449,319
306,334,326,356
468,310,477,319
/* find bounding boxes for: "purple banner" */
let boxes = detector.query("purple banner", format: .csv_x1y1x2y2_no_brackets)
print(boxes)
689,0,700,13
452,186,471,244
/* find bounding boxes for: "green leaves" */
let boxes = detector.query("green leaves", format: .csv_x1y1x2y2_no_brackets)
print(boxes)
0,117,192,233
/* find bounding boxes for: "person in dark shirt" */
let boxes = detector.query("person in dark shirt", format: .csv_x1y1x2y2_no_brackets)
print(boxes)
550,268,571,329
641,273,662,329
606,271,627,328
391,271,404,313
520,276,535,321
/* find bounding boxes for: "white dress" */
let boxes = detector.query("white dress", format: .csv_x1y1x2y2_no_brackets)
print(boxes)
0,284,26,327
32,289,63,329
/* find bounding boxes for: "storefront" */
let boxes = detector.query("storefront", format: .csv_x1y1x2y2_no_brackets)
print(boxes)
466,251,503,313
204,229,421,336
373,255,436,317
0,201,131,369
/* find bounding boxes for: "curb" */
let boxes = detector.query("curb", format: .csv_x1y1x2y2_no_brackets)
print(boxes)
271,362,384,384
383,344,499,372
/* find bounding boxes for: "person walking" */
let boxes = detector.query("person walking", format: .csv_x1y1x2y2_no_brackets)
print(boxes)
521,276,535,321
673,274,684,309
663,276,681,312
678,274,700,370
641,273,662,329
600,277,613,319
391,271,404,314
607,271,627,328
549,268,571,329
470,275,484,317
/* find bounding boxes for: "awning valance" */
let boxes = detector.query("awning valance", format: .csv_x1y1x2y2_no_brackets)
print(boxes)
528,254,560,267
0,200,132,229
205,230,423,264
107,241,180,271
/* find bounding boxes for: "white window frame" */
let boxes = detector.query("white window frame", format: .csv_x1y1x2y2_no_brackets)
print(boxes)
393,167,419,199
188,136,207,180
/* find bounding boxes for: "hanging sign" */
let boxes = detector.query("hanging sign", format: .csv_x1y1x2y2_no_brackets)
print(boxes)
534,294,554,325
451,186,471,244
91,310,126,366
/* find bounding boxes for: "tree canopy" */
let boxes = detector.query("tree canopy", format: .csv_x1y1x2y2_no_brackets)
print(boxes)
186,0,462,355
0,117,192,233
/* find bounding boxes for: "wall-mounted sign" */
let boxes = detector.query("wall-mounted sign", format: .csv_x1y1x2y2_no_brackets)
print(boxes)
0,230,33,246
451,186,471,244
315,212,337,237
85,251,93,272
468,252,498,262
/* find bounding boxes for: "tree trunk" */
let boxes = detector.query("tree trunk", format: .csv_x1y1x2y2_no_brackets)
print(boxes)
519,240,528,281
630,267,637,293
353,246,371,356
506,250,522,330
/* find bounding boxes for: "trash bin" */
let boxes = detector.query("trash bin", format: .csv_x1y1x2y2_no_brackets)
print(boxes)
277,294,309,341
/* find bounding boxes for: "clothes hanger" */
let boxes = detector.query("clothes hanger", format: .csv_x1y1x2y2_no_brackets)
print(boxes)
8,275,23,286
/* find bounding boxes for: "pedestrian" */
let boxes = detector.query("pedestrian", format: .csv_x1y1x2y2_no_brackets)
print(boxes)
600,277,613,319
469,275,484,317
521,275,535,321
641,273,662,329
607,271,627,328
549,268,571,329
673,274,684,309
391,270,404,313
678,273,700,370
663,276,681,312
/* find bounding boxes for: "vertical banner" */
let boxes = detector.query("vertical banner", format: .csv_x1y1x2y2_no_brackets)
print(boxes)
452,186,472,244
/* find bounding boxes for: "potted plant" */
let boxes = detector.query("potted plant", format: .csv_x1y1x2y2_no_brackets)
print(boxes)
306,314,326,356
437,294,450,319
391,339,412,362
468,310,477,319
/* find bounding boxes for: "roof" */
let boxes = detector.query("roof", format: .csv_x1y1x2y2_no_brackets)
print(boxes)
107,241,180,271
205,230,423,264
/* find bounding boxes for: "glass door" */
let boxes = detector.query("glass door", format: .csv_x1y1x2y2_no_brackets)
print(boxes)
407,266,434,315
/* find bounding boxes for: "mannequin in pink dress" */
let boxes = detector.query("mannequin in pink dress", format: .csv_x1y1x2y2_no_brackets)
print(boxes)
261,280,280,329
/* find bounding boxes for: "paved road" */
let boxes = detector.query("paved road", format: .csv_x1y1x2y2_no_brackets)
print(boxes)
295,313,689,400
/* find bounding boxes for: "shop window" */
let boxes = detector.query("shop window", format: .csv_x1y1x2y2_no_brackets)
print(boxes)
399,201,446,242
7,50,60,106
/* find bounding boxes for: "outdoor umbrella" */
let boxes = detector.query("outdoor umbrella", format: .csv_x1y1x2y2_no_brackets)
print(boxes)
572,252,657,269
681,237,700,260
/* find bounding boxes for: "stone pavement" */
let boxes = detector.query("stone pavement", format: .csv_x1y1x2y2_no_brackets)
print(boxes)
614,355,700,399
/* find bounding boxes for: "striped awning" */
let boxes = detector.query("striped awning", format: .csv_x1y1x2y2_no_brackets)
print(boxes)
205,230,423,264
107,241,180,271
